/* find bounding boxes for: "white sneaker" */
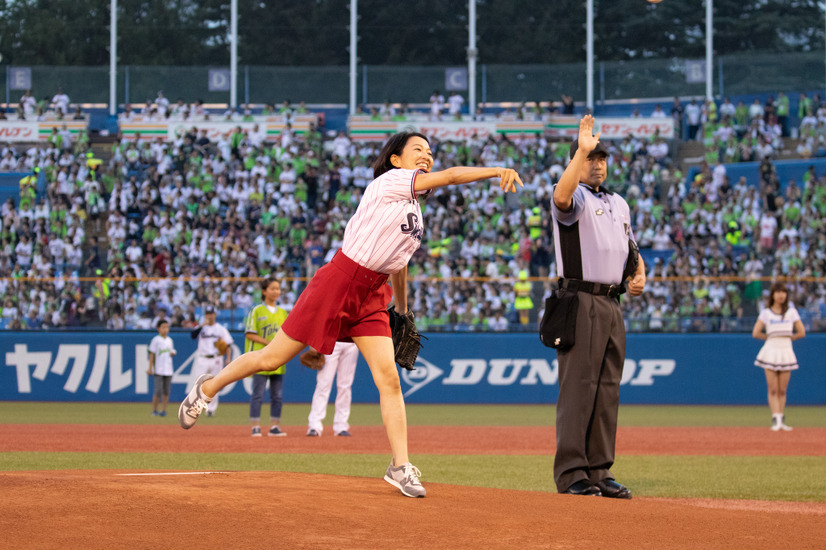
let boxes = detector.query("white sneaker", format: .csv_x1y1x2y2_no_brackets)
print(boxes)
780,416,793,431
178,374,213,429
383,461,426,498
770,416,782,431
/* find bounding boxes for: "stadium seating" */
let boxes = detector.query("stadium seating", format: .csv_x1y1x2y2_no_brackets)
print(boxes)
1,96,825,332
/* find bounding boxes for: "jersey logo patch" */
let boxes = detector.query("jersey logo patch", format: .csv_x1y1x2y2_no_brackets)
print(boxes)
595,208,604,216
400,212,423,242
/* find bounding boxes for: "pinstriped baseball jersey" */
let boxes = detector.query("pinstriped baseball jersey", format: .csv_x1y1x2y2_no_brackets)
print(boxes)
341,168,430,274
551,183,633,285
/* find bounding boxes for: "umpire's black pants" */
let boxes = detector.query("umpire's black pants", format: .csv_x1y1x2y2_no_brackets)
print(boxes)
553,290,626,493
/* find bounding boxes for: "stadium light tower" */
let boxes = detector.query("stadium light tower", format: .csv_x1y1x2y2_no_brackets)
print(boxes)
586,0,594,112
468,0,477,117
230,0,238,109
349,1,357,115
109,0,117,118
706,0,713,100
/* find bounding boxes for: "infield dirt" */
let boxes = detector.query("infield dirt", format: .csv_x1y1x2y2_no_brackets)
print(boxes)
2,424,825,549
1,469,824,549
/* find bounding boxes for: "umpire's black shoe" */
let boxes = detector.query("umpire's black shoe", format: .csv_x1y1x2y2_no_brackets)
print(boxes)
596,479,632,499
562,480,602,496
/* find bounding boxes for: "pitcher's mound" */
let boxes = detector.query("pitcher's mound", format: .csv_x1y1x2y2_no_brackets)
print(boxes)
1,470,824,549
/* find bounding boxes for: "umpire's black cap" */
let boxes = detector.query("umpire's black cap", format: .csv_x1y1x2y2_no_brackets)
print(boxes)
570,139,609,159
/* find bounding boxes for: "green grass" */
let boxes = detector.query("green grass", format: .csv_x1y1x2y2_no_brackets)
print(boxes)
616,456,826,502
2,402,826,427
2,402,825,502
617,405,826,427
2,451,824,502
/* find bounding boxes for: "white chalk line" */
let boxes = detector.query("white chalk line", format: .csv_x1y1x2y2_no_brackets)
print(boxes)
115,472,232,476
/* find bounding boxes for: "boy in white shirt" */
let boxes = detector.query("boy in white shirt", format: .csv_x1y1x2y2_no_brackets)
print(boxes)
148,319,177,417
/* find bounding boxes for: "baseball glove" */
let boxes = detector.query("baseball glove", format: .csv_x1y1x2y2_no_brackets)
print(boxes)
214,339,229,355
388,306,425,371
300,349,326,371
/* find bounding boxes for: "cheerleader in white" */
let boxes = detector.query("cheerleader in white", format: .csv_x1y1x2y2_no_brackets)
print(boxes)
752,282,806,431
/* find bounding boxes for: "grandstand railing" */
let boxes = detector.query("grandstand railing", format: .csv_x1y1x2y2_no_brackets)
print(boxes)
2,275,824,333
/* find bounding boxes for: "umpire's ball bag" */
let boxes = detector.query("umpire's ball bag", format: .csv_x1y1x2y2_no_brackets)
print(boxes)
539,291,578,352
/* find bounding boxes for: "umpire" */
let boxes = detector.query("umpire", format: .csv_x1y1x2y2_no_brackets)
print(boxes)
550,115,646,498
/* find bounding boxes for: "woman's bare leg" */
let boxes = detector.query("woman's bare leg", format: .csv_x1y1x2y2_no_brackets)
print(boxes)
764,369,782,415
776,370,791,415
201,330,306,398
352,335,408,465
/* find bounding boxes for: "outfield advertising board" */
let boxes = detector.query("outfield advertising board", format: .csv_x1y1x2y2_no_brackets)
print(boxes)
1,332,824,404
117,114,319,141
0,121,88,142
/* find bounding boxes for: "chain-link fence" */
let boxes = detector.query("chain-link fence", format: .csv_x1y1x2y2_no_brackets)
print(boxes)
3,51,824,107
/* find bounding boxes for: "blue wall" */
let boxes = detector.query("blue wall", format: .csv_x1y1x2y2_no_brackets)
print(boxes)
0,173,25,206
2,331,824,405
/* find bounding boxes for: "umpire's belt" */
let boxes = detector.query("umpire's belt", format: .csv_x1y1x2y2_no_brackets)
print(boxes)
559,278,623,298
201,354,217,359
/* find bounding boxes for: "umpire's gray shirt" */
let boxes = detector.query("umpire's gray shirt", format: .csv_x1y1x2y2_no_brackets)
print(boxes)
551,183,633,285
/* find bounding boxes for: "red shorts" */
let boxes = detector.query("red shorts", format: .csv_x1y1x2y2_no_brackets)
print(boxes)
281,251,393,354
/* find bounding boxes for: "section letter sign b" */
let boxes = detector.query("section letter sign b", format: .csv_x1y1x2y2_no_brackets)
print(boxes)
208,69,231,92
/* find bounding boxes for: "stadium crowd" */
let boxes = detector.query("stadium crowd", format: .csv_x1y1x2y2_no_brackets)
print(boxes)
1,92,826,333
